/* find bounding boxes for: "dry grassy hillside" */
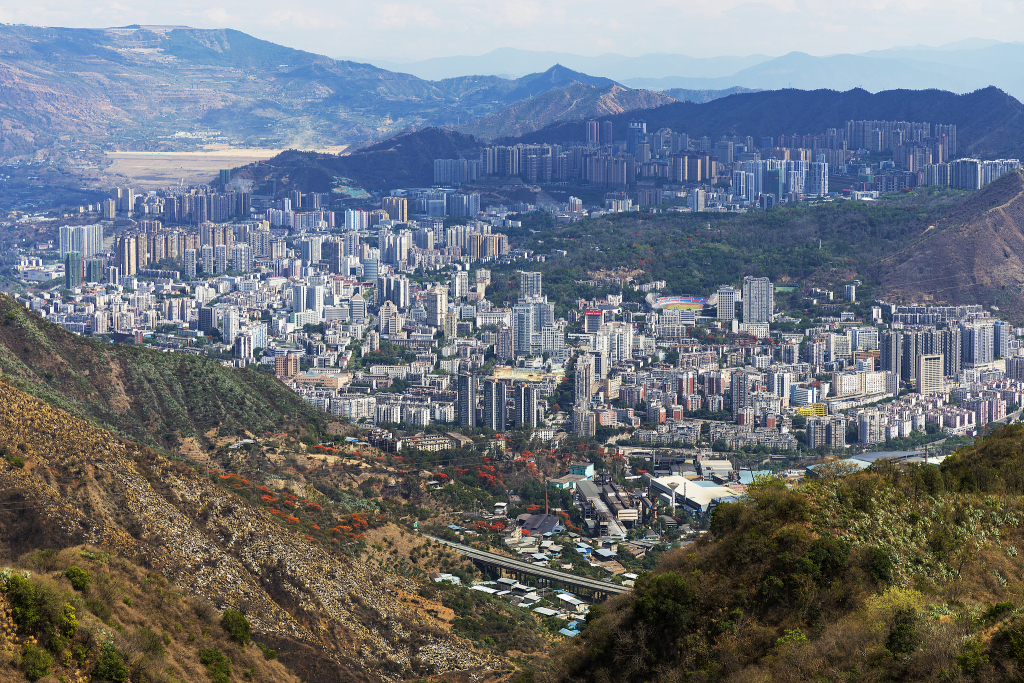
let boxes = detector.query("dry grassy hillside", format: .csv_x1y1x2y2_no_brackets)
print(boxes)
0,547,302,683
0,378,505,683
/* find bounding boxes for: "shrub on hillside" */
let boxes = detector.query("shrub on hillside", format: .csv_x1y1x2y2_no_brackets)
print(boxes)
199,647,231,683
65,565,91,592
93,641,129,683
21,644,53,681
220,608,251,644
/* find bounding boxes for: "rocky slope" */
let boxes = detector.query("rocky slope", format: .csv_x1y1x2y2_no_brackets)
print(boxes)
0,377,505,682
0,26,669,155
459,83,675,141
876,169,1024,319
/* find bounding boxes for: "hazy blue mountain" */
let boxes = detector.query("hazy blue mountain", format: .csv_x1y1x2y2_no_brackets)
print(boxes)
361,41,1024,100
358,47,773,81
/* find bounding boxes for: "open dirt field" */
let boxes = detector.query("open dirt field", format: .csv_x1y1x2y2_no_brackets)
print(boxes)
105,144,348,188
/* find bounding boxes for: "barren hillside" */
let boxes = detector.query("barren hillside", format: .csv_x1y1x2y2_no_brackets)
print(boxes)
876,169,1024,319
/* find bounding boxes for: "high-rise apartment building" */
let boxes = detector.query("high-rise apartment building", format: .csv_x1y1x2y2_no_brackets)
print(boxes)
574,353,595,408
731,369,761,421
806,162,829,197
516,384,539,427
450,270,469,299
115,235,138,277
214,244,228,274
457,373,476,428
717,285,737,321
198,306,216,334
807,416,845,449
64,252,82,288
961,322,995,367
519,271,543,299
382,196,408,222
742,276,773,324
59,225,103,258
232,244,252,273
184,249,197,279
424,287,447,328
880,330,902,378
512,304,534,357
85,259,104,283
200,244,214,274
916,354,944,394
483,380,507,431
221,308,240,344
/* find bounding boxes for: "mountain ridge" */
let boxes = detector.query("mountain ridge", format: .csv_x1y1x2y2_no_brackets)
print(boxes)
458,82,675,140
0,26,670,157
877,169,1024,316
359,42,1024,99
502,86,1024,159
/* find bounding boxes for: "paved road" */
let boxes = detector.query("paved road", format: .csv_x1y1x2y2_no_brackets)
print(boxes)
424,535,630,596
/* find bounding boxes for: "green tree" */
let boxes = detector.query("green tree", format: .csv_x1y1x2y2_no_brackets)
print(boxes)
21,644,53,681
220,608,251,644
93,642,129,683
199,648,232,683
65,565,92,592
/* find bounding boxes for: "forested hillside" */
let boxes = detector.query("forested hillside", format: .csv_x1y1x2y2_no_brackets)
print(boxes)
0,294,331,452
483,187,971,317
879,169,1024,318
542,424,1024,682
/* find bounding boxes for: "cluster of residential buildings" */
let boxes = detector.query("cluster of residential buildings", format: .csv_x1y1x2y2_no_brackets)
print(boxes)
431,118,1019,215
10,164,1024,461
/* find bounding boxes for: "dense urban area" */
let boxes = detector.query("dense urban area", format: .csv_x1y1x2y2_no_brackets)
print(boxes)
4,114,1023,594
5,29,1024,682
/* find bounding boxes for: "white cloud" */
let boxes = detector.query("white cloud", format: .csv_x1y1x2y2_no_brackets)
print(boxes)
203,7,230,24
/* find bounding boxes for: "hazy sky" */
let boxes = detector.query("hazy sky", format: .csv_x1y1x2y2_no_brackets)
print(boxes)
0,0,1021,63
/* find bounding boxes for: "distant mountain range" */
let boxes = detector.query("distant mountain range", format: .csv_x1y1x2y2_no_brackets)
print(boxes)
2,25,1022,176
359,40,1024,100
363,48,772,82
232,87,1024,194
0,26,676,153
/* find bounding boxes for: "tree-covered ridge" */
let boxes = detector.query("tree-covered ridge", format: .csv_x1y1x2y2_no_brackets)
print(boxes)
483,190,966,315
0,294,329,451
543,424,1024,682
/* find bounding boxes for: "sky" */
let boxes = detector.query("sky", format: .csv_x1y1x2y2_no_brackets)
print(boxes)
0,0,1021,63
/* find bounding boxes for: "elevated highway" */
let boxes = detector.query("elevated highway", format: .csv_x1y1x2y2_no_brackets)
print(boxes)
425,535,630,599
